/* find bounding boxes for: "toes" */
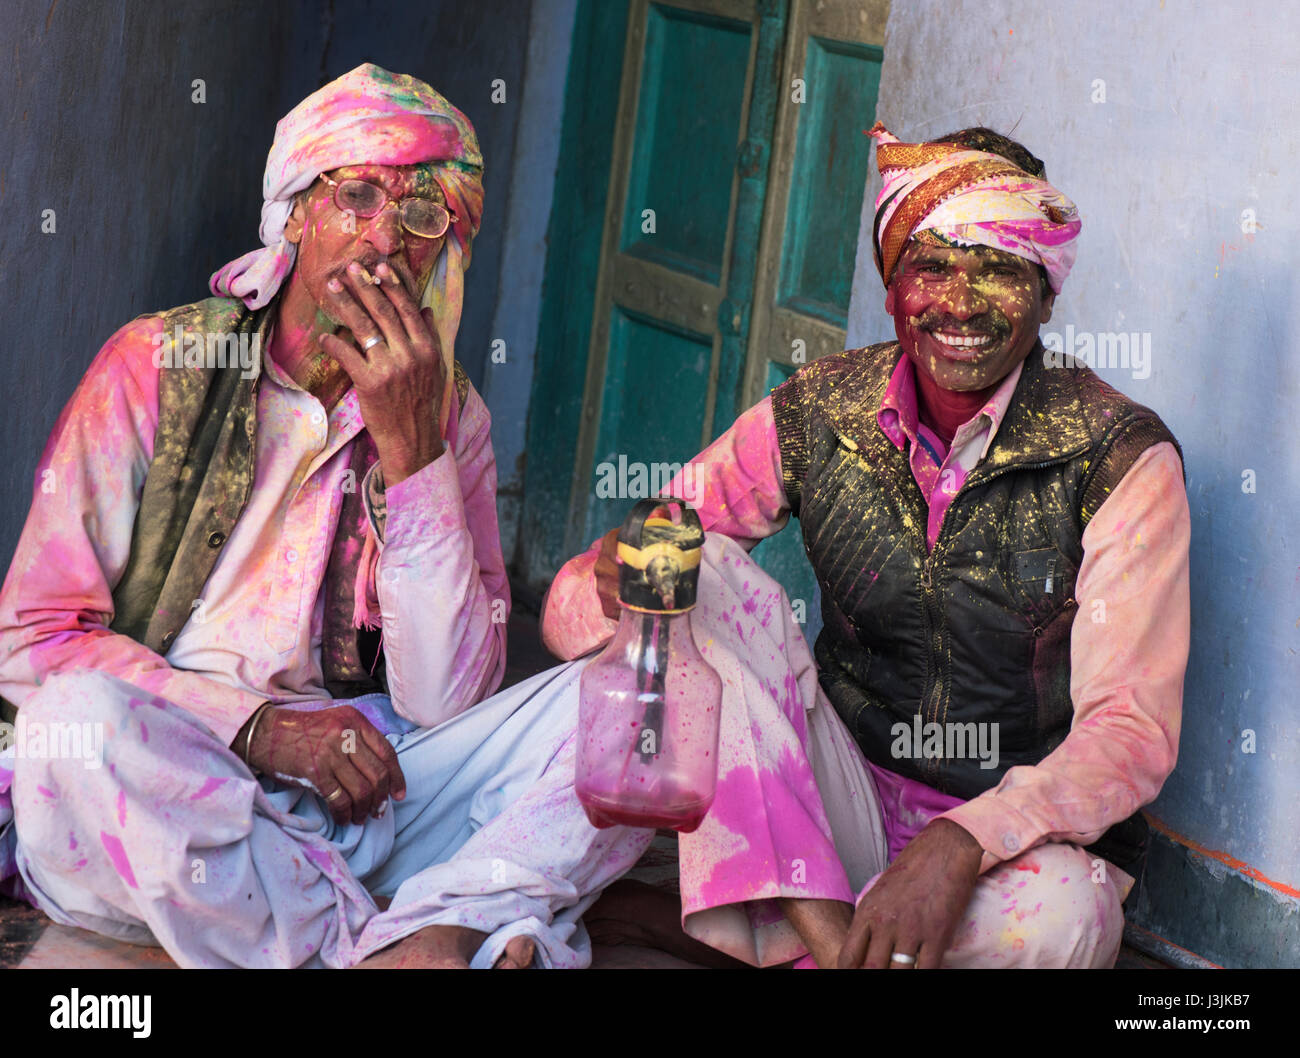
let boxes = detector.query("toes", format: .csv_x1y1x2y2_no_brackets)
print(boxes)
495,935,536,969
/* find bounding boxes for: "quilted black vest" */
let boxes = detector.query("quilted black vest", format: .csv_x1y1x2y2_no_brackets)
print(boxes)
771,341,1181,873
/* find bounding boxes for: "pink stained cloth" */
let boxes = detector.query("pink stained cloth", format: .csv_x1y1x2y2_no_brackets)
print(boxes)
868,123,1082,293
541,380,1189,879
0,310,509,747
209,63,484,434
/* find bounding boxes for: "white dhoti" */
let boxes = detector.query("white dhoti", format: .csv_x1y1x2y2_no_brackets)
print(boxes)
7,661,652,968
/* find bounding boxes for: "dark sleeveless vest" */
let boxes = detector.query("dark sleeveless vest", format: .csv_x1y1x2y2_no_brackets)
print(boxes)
771,341,1182,873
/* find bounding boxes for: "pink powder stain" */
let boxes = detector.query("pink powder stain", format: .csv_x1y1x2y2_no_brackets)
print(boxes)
68,831,78,850
190,776,229,801
116,789,127,827
1014,859,1041,874
36,785,56,800
781,670,804,720
140,721,149,743
99,831,139,889
691,743,846,909
302,844,336,878
1060,876,1070,884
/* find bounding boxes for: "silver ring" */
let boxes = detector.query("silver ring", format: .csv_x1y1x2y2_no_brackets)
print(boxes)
362,335,384,352
889,952,917,965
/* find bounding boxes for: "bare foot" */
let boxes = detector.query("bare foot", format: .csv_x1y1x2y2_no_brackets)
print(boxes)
494,934,536,969
586,879,750,969
777,897,854,968
355,923,487,969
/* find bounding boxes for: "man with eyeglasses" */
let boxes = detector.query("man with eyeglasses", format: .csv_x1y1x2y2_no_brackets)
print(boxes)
0,64,653,969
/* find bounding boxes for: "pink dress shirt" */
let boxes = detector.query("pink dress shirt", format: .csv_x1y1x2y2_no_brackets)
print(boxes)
0,311,509,748
543,358,1190,875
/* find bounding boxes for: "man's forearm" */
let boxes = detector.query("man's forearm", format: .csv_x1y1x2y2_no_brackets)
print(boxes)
363,396,510,726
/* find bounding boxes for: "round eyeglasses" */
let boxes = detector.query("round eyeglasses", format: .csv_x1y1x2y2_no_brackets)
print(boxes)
320,174,458,240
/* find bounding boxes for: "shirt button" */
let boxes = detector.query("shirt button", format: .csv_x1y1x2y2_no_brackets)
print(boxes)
1003,835,1021,853
285,549,299,563
311,410,326,426
207,531,226,548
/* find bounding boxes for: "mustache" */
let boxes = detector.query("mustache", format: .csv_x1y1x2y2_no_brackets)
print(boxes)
918,311,1010,338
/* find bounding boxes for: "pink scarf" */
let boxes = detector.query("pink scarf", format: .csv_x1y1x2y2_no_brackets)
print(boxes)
868,122,1081,293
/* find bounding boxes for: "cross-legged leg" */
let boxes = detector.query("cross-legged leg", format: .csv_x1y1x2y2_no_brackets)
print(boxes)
13,663,653,968
351,660,654,968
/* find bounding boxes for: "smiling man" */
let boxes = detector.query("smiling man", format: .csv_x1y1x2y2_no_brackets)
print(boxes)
0,64,651,969
544,125,1190,969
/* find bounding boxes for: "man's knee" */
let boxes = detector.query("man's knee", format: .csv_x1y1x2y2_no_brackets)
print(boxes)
953,843,1125,968
11,670,160,821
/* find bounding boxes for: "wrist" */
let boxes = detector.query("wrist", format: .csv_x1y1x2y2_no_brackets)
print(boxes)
377,440,444,487
239,702,275,771
925,818,984,871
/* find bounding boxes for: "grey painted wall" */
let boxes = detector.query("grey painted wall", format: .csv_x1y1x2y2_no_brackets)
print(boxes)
847,0,1299,965
0,0,532,577
479,0,578,574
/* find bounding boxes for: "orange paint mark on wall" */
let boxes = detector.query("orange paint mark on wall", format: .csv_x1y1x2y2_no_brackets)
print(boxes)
1146,815,1300,899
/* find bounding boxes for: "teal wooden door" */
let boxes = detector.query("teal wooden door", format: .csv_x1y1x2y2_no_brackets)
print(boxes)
566,0,789,556
522,0,888,632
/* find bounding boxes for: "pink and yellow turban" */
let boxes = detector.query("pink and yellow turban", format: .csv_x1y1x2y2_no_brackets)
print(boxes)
867,122,1081,294
210,63,484,427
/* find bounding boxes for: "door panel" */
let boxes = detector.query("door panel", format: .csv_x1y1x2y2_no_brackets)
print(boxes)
619,6,755,284
585,309,715,543
565,0,766,558
778,38,884,327
744,1,887,643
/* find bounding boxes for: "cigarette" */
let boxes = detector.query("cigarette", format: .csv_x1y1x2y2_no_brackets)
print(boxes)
355,266,381,286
